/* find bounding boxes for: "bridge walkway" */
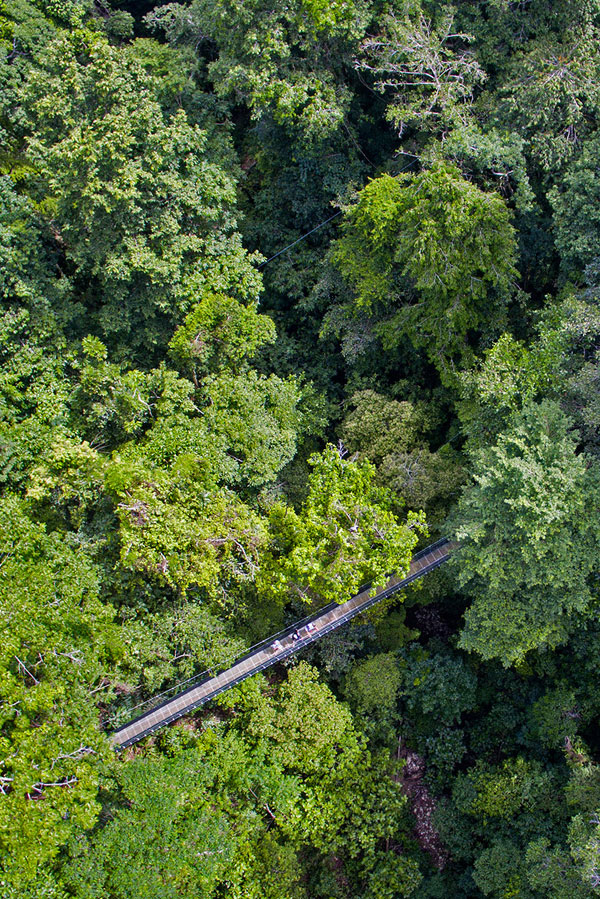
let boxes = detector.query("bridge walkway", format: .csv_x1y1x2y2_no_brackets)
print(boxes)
111,538,455,750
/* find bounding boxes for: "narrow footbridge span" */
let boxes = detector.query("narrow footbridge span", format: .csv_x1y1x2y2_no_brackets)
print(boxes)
111,538,455,750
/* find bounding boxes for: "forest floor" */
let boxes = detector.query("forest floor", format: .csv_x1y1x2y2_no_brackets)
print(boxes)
397,739,448,870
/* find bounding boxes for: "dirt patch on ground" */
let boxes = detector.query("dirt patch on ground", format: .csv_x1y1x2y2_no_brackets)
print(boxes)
396,738,448,870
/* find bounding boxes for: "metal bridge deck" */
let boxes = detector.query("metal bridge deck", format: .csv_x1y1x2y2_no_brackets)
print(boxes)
111,538,455,749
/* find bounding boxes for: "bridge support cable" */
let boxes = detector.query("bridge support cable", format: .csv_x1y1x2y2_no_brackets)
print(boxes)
110,538,455,750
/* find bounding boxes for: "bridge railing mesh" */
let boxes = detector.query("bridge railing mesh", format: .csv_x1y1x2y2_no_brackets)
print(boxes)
108,537,451,733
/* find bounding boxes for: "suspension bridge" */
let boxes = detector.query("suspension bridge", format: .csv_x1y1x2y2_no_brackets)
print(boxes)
110,538,455,749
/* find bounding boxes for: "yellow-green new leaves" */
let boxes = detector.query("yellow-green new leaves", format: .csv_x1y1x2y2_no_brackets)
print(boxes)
30,0,91,26
454,757,556,821
124,368,302,489
63,749,234,899
66,665,416,899
168,293,276,379
0,496,115,889
111,602,247,699
246,663,360,776
237,660,416,890
344,652,403,717
26,332,304,604
258,444,426,605
111,467,267,602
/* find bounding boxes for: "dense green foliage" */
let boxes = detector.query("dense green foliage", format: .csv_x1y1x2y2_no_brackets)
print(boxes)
3,0,600,896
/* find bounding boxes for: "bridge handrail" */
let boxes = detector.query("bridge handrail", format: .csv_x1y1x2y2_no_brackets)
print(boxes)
109,537,453,735
108,537,450,725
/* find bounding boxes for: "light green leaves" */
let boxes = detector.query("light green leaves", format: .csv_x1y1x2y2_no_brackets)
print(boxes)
112,471,267,600
259,444,426,605
454,400,600,665
168,293,276,378
0,496,115,889
356,5,486,135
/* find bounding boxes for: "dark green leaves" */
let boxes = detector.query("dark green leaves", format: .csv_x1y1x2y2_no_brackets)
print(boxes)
333,163,518,380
